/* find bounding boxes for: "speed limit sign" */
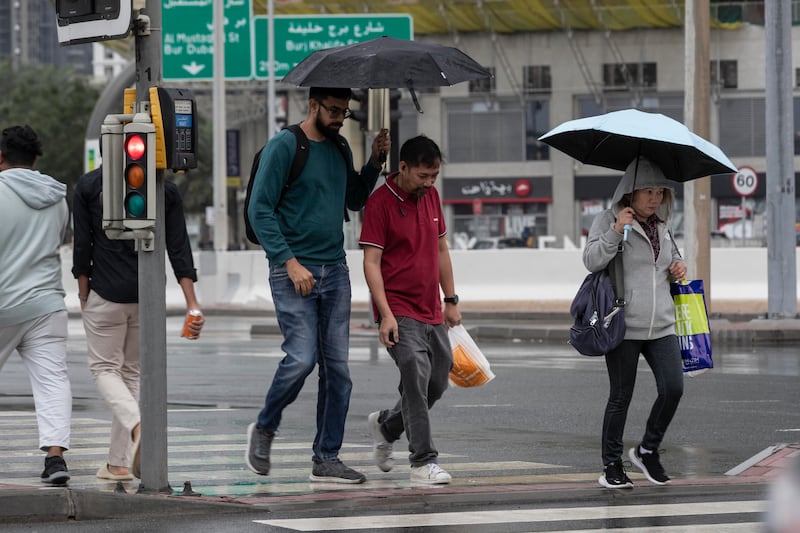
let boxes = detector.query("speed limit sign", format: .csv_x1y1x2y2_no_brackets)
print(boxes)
732,166,758,197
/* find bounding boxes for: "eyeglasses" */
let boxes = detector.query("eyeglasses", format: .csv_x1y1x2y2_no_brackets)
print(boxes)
318,101,352,119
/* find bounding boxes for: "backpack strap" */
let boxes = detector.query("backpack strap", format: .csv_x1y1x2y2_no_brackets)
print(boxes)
282,124,309,202
607,244,626,307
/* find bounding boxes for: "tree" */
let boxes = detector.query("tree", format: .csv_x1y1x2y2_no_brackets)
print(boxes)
0,60,98,195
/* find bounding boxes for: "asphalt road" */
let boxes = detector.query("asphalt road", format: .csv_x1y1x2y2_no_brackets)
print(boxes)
0,313,797,531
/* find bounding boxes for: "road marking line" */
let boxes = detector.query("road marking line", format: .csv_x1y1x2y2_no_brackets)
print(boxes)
255,501,766,531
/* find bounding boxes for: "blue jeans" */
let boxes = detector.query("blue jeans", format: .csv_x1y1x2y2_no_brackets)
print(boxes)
601,335,684,465
257,263,353,462
379,317,452,467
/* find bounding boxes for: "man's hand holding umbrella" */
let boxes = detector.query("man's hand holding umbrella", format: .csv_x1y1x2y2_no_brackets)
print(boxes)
369,128,391,168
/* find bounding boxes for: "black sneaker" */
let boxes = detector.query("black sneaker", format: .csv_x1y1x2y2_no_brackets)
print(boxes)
598,460,633,489
245,423,273,475
41,456,70,485
309,458,366,484
629,446,671,485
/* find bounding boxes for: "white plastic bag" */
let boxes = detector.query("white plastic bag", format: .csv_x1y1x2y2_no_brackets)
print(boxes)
448,324,495,388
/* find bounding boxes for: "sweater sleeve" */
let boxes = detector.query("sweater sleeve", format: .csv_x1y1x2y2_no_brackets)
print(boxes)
248,131,295,265
583,209,623,272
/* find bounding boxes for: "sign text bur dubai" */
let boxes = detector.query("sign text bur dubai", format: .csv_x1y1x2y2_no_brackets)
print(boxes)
161,0,412,81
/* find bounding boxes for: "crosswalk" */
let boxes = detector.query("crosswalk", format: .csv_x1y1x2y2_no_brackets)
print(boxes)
0,410,768,531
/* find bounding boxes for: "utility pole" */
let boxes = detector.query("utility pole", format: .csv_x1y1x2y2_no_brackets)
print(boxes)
765,1,798,318
683,0,712,303
212,0,228,252
134,2,171,494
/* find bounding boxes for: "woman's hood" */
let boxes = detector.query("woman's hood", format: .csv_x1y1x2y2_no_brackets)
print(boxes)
611,156,677,221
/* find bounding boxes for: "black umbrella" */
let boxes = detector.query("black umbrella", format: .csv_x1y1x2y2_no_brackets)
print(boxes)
281,36,492,112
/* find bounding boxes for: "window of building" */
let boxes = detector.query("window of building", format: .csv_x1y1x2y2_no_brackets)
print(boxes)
526,99,550,160
523,65,551,94
719,97,766,156
447,99,523,162
602,62,657,91
576,94,684,121
469,67,496,94
711,60,738,89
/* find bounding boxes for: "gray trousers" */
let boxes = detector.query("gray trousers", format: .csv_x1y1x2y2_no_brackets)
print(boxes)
377,317,453,467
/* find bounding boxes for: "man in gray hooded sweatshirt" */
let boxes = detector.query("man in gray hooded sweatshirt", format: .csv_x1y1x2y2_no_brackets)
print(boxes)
0,125,72,485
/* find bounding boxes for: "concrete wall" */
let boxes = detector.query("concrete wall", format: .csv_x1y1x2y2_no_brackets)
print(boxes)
60,247,799,313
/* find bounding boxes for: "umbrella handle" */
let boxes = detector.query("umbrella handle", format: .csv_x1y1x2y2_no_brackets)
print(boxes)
623,223,631,241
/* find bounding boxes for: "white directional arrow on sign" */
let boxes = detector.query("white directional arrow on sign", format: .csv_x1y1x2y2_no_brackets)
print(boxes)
182,62,206,76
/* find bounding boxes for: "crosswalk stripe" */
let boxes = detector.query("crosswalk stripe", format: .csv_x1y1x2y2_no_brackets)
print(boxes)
255,501,767,531
1,412,569,494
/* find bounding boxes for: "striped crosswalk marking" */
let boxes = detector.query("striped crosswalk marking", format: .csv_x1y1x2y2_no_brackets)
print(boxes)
0,410,570,495
256,501,766,531
1,411,768,531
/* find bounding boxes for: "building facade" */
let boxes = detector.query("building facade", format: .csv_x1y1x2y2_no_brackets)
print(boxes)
0,0,93,74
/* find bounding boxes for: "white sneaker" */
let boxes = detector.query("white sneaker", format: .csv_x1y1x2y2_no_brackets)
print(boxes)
410,463,451,485
368,411,394,472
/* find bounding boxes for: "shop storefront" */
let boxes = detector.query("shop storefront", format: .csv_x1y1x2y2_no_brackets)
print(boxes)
443,176,551,250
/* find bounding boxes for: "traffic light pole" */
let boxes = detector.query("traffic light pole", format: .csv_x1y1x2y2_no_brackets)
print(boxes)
133,3,171,494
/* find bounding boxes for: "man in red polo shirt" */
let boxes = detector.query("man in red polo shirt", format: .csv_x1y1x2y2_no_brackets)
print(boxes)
359,135,461,485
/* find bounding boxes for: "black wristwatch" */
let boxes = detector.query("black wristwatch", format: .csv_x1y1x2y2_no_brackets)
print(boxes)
444,294,459,305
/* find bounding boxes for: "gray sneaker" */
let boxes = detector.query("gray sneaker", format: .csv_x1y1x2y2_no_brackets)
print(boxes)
245,423,273,475
309,459,366,484
368,411,394,472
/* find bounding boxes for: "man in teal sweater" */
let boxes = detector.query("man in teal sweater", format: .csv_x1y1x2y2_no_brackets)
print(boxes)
246,87,389,483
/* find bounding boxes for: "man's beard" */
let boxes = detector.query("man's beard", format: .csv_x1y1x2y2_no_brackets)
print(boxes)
315,116,342,139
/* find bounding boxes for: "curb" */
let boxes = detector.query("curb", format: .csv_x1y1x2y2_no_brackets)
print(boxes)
0,487,250,523
0,477,770,524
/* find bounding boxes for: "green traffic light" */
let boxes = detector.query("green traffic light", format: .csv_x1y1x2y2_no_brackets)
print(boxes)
125,192,145,217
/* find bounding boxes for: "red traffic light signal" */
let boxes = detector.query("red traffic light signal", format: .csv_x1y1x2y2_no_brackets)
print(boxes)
121,122,155,229
124,133,147,218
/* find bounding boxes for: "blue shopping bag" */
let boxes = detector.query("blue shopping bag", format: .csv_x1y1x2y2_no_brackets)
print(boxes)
671,280,713,376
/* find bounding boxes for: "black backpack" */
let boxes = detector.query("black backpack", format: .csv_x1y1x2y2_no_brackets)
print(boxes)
244,124,351,245
568,249,626,356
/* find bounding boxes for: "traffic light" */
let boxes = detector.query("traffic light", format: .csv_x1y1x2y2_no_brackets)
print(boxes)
122,121,156,230
350,90,369,131
55,0,132,45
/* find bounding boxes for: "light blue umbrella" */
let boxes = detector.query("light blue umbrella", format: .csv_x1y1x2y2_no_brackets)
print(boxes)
538,108,737,181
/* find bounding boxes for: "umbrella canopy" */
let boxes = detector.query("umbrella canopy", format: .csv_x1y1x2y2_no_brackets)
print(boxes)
538,108,737,181
281,36,491,112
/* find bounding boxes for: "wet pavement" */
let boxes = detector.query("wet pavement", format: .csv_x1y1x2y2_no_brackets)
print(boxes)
0,308,798,528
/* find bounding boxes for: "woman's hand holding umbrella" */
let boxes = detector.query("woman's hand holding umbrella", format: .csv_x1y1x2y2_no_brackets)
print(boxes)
615,207,635,241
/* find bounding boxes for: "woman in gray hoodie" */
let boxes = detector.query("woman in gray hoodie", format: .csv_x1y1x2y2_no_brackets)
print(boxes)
583,156,687,489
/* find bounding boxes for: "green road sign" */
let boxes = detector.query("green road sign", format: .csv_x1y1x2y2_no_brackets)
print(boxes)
163,0,252,81
254,15,413,80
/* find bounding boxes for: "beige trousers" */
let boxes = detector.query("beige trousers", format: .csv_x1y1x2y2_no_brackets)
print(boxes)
82,293,140,467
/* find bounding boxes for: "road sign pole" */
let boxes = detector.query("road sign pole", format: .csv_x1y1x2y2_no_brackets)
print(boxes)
212,0,228,252
134,1,171,494
267,0,276,139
